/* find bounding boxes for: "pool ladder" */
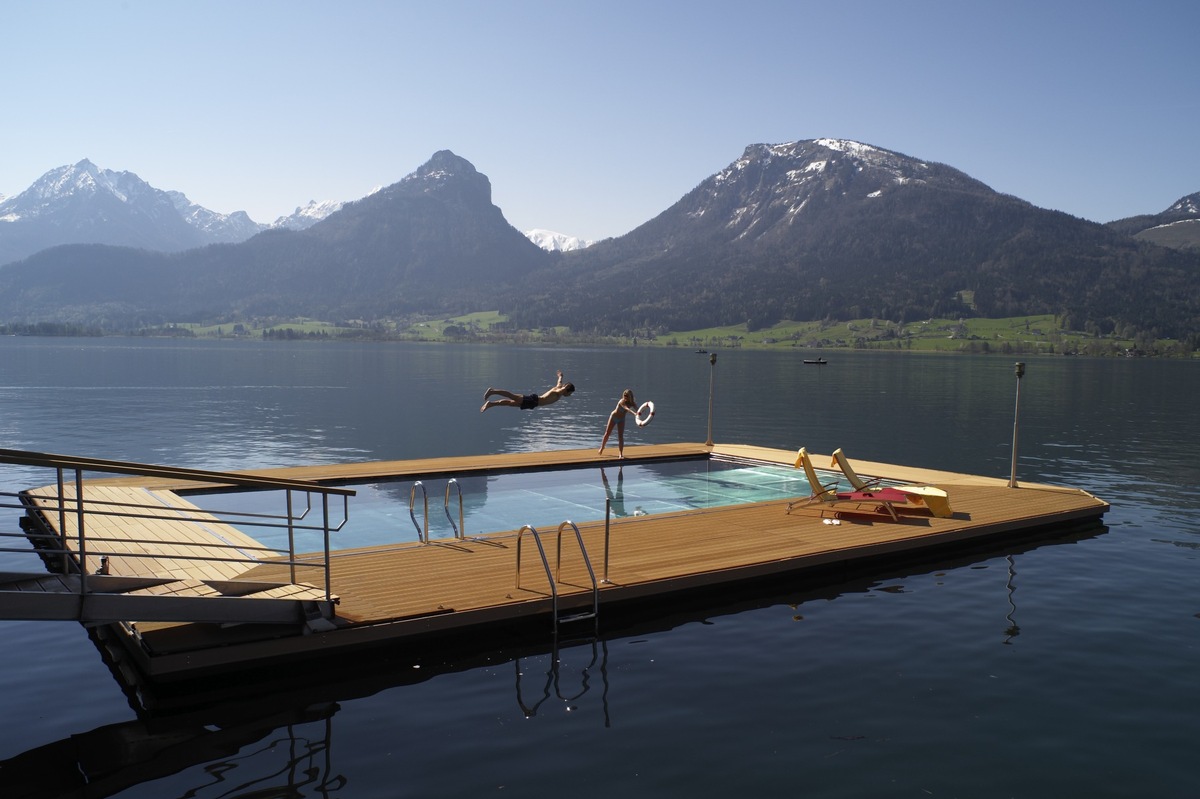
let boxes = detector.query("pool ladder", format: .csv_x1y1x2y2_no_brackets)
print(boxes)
408,479,466,543
515,521,599,636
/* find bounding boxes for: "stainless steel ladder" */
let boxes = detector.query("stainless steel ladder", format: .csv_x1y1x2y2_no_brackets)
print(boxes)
514,521,599,636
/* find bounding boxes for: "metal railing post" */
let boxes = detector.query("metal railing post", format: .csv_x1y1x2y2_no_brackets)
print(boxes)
74,468,87,594
55,467,68,576
287,489,297,584
603,499,612,584
322,492,332,602
705,352,717,447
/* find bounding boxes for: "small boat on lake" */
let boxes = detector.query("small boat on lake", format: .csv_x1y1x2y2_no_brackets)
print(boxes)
803,357,827,365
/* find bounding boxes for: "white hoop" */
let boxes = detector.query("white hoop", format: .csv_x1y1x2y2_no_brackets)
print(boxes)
635,401,655,427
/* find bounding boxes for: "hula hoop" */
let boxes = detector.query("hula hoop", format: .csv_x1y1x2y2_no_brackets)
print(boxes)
635,401,655,427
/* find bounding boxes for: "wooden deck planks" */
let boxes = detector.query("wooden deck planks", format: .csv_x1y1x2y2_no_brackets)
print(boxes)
236,478,1105,629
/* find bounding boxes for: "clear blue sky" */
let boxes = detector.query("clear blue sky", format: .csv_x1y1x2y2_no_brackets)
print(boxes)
5,0,1197,242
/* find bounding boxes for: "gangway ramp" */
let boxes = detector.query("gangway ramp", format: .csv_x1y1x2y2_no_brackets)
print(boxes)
2,449,347,628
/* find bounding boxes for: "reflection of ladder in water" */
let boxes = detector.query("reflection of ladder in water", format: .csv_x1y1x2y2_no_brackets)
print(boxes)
515,521,599,637
515,638,612,726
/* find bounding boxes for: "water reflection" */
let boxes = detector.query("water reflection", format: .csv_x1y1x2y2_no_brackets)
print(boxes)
601,466,628,518
1004,554,1021,643
0,700,344,799
516,639,613,727
0,520,1104,797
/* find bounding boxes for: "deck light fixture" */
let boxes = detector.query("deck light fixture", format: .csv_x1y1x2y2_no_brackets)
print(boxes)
1008,362,1025,488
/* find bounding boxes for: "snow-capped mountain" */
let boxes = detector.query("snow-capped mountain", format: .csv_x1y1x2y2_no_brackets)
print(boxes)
168,190,265,242
527,137,1160,331
524,229,594,251
1166,192,1200,216
271,199,346,231
1108,190,1200,251
1,144,1198,342
2,159,183,225
0,159,266,265
689,138,988,238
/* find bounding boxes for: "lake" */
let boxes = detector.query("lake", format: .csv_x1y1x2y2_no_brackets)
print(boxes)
1,337,1197,797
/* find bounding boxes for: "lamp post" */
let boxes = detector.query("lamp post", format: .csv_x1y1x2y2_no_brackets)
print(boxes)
705,352,717,447
1008,361,1025,488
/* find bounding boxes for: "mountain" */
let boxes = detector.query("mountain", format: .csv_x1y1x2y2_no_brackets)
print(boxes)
271,199,347,231
0,150,549,324
504,139,1200,338
524,229,594,251
0,160,265,266
0,143,1197,340
168,190,265,242
1107,192,1200,251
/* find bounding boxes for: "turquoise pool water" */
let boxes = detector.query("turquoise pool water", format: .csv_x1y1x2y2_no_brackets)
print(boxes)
208,457,814,551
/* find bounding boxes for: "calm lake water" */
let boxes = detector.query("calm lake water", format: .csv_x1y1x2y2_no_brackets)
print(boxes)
1,337,1197,797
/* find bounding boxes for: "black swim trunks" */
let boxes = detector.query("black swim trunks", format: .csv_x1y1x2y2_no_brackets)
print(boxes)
520,393,539,410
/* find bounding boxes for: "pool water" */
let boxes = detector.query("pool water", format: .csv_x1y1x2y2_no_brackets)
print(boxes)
207,457,815,552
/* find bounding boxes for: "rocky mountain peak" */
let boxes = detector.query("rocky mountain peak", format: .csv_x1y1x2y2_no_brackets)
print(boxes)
393,149,492,206
1166,192,1200,216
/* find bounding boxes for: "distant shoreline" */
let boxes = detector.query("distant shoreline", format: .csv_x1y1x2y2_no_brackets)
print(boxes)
3,322,1192,358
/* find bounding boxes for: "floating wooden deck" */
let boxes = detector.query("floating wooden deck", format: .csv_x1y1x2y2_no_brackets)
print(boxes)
12,443,1108,682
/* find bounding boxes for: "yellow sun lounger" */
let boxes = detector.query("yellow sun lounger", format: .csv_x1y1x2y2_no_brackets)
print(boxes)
830,447,954,518
788,447,903,522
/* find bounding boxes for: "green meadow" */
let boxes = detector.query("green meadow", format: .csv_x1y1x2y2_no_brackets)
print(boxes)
155,310,1194,357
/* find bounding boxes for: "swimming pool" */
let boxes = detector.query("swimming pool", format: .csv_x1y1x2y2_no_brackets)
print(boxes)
207,457,816,552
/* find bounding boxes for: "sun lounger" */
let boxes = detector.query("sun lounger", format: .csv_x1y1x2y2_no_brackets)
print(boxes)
788,447,901,521
831,448,885,491
831,447,954,518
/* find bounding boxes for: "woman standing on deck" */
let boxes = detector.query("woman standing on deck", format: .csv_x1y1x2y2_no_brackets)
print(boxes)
599,388,641,458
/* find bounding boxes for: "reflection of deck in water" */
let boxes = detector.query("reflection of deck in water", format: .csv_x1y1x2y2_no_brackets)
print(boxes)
0,522,1111,794
6,443,1108,684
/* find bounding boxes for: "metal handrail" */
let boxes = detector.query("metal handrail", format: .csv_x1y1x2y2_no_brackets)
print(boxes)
409,481,429,543
0,447,356,495
515,521,599,634
444,479,464,540
2,491,346,535
555,521,599,629
515,525,557,631
1,447,353,605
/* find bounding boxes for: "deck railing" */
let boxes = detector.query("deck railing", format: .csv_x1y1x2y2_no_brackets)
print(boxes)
0,447,354,604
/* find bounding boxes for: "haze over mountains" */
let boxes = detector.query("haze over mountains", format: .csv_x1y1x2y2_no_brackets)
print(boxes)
1,142,1197,340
